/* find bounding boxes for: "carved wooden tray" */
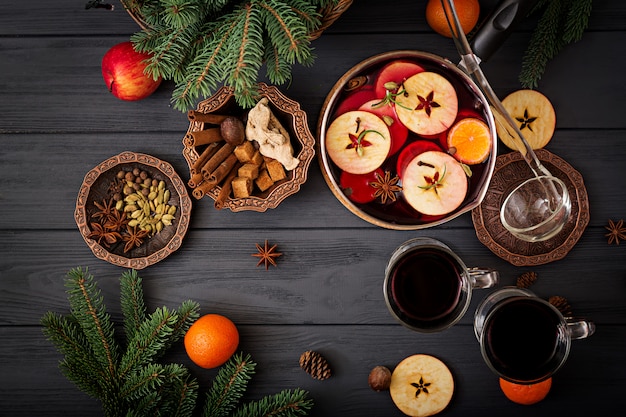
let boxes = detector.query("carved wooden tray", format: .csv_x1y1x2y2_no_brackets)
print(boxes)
471,149,589,266
75,152,192,269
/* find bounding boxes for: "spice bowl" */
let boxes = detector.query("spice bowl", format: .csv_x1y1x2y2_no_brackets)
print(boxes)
75,151,192,269
181,83,316,212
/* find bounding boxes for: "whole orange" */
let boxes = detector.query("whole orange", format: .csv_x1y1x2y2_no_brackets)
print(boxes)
499,377,552,405
184,313,239,369
425,0,480,38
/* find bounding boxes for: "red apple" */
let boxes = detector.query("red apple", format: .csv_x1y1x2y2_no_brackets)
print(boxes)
395,71,458,137
101,41,162,101
374,60,425,98
359,99,409,156
326,110,391,174
401,150,468,216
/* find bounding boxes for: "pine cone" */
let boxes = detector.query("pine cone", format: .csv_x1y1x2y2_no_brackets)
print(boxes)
299,350,331,380
549,296,573,316
516,271,538,289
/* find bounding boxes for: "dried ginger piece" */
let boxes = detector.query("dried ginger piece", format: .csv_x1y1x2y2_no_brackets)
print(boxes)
245,98,299,170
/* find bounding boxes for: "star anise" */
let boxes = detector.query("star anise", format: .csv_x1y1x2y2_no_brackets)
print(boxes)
122,225,149,253
410,377,431,398
371,170,402,204
418,163,447,194
415,91,440,117
605,219,626,245
92,198,116,222
87,222,121,247
252,240,282,270
103,208,129,232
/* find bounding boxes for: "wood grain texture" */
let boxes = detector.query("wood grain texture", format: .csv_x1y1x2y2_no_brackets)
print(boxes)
1,0,625,416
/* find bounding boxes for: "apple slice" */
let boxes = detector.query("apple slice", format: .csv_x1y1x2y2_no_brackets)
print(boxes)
395,72,458,137
396,140,443,179
390,354,454,417
359,99,409,156
333,87,377,117
497,89,556,150
326,110,391,174
374,60,425,98
401,150,467,216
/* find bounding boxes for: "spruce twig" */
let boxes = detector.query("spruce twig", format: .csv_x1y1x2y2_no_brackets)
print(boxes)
519,0,593,88
42,268,313,417
127,0,339,111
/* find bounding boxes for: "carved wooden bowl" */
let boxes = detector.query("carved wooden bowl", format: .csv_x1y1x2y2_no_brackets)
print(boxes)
472,149,590,266
75,152,192,269
181,83,315,212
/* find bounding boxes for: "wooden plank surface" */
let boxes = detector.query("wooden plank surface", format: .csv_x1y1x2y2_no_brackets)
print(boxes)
1,0,625,416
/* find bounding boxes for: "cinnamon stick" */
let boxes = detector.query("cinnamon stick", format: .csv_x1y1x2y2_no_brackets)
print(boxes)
191,142,220,175
209,153,238,185
214,162,242,210
201,143,235,180
187,110,229,124
192,179,218,200
187,172,204,188
184,127,223,147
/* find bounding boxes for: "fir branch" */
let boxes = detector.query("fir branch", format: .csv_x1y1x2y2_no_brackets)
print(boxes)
118,307,178,378
563,0,593,43
203,353,256,417
231,388,313,417
519,0,565,88
520,0,593,88
260,0,314,64
64,267,120,379
160,0,208,28
41,312,107,398
120,269,147,342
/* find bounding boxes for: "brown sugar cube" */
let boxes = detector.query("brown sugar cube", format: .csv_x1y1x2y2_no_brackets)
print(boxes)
255,169,275,192
232,177,253,198
234,141,255,163
266,159,287,182
250,150,264,166
238,163,259,179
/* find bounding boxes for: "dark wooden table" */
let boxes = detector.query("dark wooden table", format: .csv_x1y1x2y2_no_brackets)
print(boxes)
2,1,625,415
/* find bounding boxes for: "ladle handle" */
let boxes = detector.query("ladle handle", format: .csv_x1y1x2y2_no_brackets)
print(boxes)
470,0,540,63
440,0,550,178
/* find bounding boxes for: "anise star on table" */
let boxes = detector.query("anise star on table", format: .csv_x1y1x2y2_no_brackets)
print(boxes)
103,208,129,232
122,226,149,253
252,240,282,270
371,170,402,204
605,219,626,245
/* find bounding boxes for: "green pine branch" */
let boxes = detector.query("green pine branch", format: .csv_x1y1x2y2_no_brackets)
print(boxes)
125,0,339,111
42,268,312,417
520,0,593,88
203,352,256,417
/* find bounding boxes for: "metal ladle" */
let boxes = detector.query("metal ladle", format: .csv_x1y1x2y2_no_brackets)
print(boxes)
441,0,571,242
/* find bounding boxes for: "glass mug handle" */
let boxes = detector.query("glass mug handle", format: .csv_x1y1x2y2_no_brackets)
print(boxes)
468,268,499,289
566,318,596,340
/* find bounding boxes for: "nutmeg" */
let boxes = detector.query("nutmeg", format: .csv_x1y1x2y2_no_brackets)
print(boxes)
220,116,246,146
368,365,392,391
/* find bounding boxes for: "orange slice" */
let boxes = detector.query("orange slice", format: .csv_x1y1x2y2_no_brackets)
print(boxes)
446,117,492,165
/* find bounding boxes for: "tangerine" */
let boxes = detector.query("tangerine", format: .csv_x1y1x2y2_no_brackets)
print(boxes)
499,377,552,405
447,117,492,164
184,313,239,369
425,0,480,38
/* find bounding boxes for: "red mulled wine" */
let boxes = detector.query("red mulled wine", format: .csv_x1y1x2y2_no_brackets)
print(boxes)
483,297,561,381
388,248,462,329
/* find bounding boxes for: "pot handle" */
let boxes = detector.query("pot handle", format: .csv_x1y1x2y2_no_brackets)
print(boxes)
469,0,540,62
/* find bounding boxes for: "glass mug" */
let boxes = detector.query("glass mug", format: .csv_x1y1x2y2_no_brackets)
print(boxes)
474,287,595,384
383,238,499,333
